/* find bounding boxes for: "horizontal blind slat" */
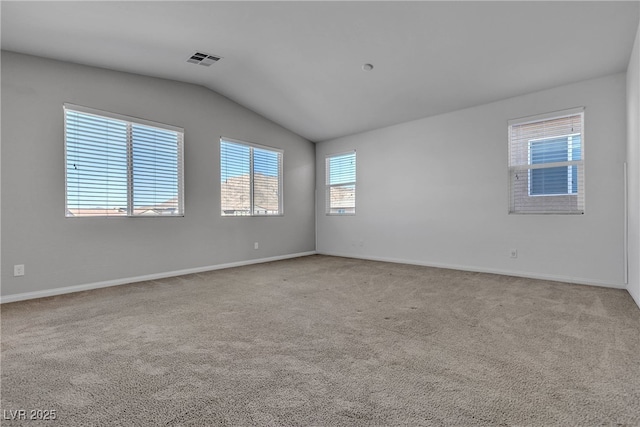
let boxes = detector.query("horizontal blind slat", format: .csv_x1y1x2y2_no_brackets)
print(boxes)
326,151,356,214
65,107,184,217
220,139,282,216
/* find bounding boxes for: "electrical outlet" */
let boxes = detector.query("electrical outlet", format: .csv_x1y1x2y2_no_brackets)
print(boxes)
510,249,518,259
254,242,259,250
14,264,25,277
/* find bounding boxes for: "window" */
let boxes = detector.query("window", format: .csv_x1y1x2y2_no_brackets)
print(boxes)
508,108,584,214
529,135,580,196
220,138,283,216
326,151,356,215
64,104,184,217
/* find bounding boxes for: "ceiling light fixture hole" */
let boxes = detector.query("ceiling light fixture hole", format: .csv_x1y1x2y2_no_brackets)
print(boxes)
362,63,374,72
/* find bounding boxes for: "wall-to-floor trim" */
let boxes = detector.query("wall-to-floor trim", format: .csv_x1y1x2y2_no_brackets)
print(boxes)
3,250,627,304
0,251,317,304
318,251,626,290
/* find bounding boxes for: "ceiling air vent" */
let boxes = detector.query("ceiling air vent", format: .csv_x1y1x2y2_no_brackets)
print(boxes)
187,52,221,66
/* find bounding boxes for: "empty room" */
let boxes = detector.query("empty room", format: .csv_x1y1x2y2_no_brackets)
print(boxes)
2,1,639,425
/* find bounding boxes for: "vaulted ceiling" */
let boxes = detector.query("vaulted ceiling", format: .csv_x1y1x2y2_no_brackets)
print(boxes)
2,1,639,142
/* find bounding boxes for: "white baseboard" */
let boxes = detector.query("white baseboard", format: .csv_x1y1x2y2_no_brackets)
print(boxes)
317,251,626,289
1,251,317,304
3,250,625,304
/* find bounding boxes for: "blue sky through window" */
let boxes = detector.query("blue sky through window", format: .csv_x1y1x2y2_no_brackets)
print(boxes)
220,141,280,180
254,147,279,177
328,152,356,185
66,111,128,209
132,124,180,208
65,109,182,215
530,135,580,196
220,141,250,182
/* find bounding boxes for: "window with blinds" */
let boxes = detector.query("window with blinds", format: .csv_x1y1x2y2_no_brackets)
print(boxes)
220,138,283,216
508,108,584,214
64,104,184,217
326,151,356,215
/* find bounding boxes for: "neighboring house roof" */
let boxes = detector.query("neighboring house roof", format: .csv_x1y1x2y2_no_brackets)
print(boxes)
68,174,288,216
329,186,355,208
67,197,180,217
66,208,127,217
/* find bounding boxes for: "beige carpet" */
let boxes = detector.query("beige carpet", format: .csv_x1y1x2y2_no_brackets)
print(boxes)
1,255,639,426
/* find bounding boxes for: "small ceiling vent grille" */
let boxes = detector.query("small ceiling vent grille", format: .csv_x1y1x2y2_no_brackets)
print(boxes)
187,52,221,66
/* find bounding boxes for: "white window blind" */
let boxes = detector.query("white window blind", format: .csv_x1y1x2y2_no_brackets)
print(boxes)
508,108,584,214
220,138,283,216
326,151,356,215
64,104,184,217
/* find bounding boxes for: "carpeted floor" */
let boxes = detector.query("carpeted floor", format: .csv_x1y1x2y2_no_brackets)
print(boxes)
1,255,639,426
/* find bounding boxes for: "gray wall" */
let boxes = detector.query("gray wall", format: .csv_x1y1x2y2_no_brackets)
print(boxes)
2,50,635,304
317,73,627,288
627,22,640,307
1,51,316,299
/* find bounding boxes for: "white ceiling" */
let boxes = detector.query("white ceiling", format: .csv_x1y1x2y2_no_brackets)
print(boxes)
2,1,639,142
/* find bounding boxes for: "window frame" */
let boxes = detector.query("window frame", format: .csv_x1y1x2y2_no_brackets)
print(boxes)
63,103,185,218
325,150,356,216
220,137,284,217
508,107,585,215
